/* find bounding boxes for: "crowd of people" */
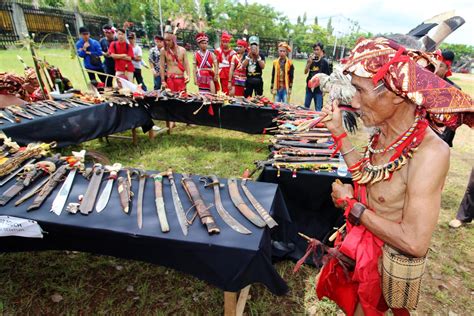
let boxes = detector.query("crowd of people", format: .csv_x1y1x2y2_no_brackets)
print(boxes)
74,25,332,108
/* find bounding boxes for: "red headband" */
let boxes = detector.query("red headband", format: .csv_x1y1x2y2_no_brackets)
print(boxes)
237,39,248,48
196,33,208,43
221,32,232,42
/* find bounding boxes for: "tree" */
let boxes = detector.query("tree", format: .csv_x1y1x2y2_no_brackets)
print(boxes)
327,17,333,35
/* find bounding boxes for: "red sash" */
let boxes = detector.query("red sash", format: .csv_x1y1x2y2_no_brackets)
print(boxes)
167,48,185,73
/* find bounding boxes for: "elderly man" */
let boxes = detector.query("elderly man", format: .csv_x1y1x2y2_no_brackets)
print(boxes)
317,37,473,315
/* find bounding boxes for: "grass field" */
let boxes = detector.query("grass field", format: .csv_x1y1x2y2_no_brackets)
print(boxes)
0,47,473,315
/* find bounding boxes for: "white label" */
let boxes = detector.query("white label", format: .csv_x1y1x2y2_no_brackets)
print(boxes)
0,216,43,238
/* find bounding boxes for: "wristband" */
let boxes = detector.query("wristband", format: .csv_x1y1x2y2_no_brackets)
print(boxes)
340,146,356,156
329,131,347,158
348,202,366,226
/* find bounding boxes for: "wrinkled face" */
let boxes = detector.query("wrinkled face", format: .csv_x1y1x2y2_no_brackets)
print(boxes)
155,39,164,49
278,48,287,58
313,46,322,57
350,75,397,127
436,62,449,78
198,40,208,51
164,33,174,48
81,32,90,42
117,31,126,42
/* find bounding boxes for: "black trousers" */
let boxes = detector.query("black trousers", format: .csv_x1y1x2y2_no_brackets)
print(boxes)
87,70,106,84
134,68,147,91
244,77,263,97
103,62,115,87
456,167,474,222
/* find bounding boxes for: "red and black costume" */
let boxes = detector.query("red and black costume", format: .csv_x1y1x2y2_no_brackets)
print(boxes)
215,32,235,95
194,33,216,93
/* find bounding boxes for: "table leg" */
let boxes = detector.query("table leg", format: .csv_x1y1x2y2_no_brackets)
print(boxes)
132,128,137,146
224,285,251,316
166,121,171,135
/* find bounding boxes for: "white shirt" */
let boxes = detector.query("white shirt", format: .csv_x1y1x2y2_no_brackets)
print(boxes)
132,45,142,69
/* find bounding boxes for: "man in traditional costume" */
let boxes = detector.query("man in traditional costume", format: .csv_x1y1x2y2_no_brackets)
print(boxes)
160,23,190,93
193,33,218,94
271,42,294,103
215,32,235,95
228,39,248,97
317,37,473,315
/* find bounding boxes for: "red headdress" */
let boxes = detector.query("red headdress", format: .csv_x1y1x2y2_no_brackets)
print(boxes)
195,32,208,43
236,39,248,48
343,37,473,130
221,32,232,43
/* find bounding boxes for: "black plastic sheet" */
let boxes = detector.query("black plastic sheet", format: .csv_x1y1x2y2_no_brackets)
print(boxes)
142,98,278,134
258,167,352,262
0,171,289,295
1,103,154,148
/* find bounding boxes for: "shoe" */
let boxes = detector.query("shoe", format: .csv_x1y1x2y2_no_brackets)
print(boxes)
449,219,463,228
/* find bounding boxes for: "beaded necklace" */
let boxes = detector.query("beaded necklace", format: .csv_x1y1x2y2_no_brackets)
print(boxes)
350,109,428,185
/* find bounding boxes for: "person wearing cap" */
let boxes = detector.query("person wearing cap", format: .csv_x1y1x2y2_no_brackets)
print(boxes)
228,39,248,97
128,32,147,91
317,37,473,315
304,42,330,110
109,28,134,82
193,32,218,94
76,26,106,84
241,36,265,97
149,35,164,90
160,25,190,93
100,24,116,88
215,32,236,95
271,42,294,103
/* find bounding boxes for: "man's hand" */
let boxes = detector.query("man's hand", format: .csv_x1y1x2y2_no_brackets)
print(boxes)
322,99,345,134
83,42,90,49
307,54,314,64
331,181,354,208
271,89,277,95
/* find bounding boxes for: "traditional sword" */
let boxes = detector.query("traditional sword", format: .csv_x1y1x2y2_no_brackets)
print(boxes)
0,158,36,187
181,174,220,235
79,163,104,215
117,169,133,214
95,163,122,213
14,176,50,206
50,150,86,215
152,173,169,233
136,169,147,229
0,159,56,206
201,175,251,235
241,178,278,228
227,178,265,228
27,164,69,211
166,169,188,236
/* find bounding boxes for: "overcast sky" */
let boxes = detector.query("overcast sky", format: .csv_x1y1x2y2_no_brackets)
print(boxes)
247,0,473,45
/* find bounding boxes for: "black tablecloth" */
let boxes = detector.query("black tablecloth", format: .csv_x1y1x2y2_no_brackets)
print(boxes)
142,98,278,134
1,103,154,148
0,171,289,295
258,167,352,262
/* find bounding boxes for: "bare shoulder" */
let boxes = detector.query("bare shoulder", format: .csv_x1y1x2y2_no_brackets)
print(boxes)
409,127,450,183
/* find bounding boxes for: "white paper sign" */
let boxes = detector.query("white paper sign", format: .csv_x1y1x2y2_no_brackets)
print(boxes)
0,216,43,238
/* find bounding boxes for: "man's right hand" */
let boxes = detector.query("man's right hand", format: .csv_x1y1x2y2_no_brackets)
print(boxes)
322,99,344,134
161,81,168,89
307,54,314,64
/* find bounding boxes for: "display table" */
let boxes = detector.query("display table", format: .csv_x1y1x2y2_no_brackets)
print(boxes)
1,103,154,148
0,170,289,314
258,167,352,262
142,98,278,134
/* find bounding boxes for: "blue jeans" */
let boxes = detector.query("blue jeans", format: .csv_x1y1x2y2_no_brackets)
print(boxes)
276,88,287,103
154,75,162,90
304,87,323,111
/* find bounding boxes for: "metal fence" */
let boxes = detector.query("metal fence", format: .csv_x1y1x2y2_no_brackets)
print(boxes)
0,2,19,48
0,1,109,49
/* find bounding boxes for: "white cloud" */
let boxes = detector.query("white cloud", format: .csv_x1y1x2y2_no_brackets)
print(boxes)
246,0,474,45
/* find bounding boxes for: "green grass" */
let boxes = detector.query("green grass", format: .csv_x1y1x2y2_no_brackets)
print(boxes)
0,47,474,314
